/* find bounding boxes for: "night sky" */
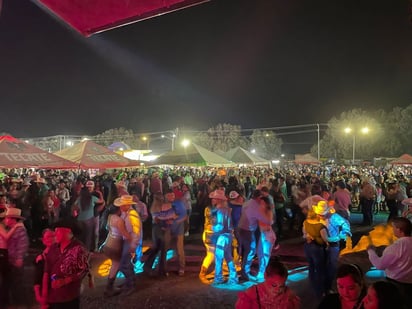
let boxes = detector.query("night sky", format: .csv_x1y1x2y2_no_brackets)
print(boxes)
1,0,412,143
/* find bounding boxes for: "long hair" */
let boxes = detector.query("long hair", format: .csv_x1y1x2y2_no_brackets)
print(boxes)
371,281,405,309
336,263,367,301
79,187,92,211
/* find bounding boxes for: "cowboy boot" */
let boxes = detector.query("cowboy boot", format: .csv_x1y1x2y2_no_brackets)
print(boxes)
227,261,239,285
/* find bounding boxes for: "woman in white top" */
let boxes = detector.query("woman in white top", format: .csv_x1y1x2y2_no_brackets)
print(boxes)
100,205,131,297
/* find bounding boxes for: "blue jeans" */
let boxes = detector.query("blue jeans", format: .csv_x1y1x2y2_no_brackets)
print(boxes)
304,242,326,297
119,241,135,288
257,229,276,276
239,228,256,277
325,245,340,291
215,233,236,282
145,225,170,274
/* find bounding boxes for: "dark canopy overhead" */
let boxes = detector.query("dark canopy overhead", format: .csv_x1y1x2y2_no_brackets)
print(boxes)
35,0,210,37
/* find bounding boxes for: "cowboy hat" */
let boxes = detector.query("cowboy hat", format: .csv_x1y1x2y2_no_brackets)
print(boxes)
114,195,137,207
5,207,25,220
312,200,332,216
209,190,227,200
53,218,81,236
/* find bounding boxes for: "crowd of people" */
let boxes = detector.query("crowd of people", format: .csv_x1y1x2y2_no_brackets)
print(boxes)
0,162,411,307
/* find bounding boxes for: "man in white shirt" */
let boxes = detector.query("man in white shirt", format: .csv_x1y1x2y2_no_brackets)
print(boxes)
367,217,412,307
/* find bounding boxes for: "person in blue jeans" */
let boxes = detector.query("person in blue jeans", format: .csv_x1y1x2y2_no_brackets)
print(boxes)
313,200,351,293
237,190,272,281
302,209,328,298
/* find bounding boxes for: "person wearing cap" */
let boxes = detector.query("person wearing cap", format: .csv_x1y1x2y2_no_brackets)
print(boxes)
332,180,352,221
313,200,351,293
116,195,142,295
73,180,105,251
199,189,220,280
210,189,238,285
228,190,244,268
3,208,29,307
42,219,89,308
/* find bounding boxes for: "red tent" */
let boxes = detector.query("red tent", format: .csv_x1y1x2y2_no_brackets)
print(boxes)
35,0,209,37
54,140,139,169
390,154,412,165
0,135,77,169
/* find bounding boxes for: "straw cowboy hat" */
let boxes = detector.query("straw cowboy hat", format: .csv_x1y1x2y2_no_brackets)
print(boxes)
312,200,333,216
209,190,227,200
114,195,137,207
5,207,25,220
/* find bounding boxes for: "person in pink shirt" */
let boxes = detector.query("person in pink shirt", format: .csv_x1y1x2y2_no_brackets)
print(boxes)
333,180,352,221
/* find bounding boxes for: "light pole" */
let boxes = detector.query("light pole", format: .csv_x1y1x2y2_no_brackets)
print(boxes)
344,127,369,165
161,133,176,151
142,136,149,150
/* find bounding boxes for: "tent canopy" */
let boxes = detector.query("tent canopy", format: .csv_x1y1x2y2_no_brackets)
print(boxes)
35,0,209,37
390,154,412,165
224,147,271,166
294,153,320,165
0,135,77,169
54,140,139,169
154,143,234,167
